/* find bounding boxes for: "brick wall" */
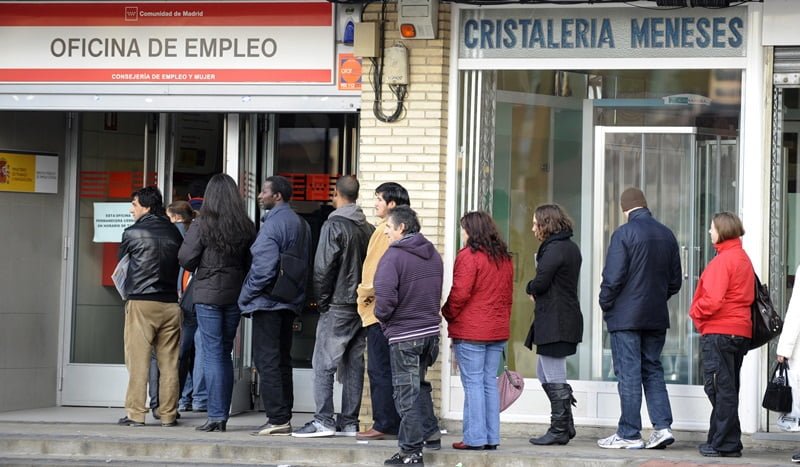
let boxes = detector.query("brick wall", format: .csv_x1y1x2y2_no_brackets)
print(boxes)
356,2,451,429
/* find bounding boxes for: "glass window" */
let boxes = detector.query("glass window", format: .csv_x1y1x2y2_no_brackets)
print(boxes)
455,69,741,385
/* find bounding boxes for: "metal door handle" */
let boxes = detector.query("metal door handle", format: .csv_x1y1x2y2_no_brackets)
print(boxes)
681,246,688,280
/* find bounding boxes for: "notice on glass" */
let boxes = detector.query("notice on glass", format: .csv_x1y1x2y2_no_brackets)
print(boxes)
94,202,134,243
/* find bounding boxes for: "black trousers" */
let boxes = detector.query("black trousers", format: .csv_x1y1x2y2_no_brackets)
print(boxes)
366,323,401,434
252,309,295,425
700,333,750,453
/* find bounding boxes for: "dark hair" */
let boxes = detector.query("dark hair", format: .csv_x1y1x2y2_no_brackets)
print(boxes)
131,186,165,216
336,175,359,202
197,173,256,256
188,178,208,198
387,205,420,235
533,204,574,241
376,182,410,207
460,211,511,263
167,200,195,228
712,211,745,243
265,175,293,202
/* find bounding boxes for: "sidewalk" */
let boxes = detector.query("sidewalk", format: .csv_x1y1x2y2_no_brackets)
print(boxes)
0,407,796,466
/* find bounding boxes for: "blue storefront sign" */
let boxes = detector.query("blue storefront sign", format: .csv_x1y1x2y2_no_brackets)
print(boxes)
459,7,746,59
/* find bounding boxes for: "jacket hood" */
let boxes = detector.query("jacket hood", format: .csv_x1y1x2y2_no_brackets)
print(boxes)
329,203,368,225
392,233,437,260
627,207,652,221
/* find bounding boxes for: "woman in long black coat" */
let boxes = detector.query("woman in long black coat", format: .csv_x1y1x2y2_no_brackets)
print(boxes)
525,204,583,446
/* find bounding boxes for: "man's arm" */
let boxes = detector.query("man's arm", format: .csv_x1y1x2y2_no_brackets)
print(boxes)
374,254,399,323
313,221,341,313
667,240,683,297
599,230,629,312
238,225,281,308
178,225,204,272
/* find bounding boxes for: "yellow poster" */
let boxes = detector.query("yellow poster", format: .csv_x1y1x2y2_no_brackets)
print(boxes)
0,151,58,194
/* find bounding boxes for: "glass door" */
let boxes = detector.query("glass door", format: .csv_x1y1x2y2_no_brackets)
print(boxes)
61,112,160,405
593,126,738,387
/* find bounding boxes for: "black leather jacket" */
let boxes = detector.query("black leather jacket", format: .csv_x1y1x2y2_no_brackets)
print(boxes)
313,205,374,312
119,213,183,301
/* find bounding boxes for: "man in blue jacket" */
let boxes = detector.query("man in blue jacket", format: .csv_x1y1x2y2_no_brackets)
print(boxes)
239,175,311,436
597,188,682,451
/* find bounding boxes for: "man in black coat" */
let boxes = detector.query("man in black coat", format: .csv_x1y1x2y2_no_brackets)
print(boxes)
597,188,682,451
292,175,374,438
117,186,183,427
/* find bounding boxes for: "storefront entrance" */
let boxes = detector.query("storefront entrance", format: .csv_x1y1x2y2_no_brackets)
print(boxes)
60,111,358,410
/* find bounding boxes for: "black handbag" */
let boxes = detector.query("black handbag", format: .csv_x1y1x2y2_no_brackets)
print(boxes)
763,361,793,413
179,276,195,313
749,272,783,350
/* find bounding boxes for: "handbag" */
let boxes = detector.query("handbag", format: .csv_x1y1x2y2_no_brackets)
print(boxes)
763,361,793,413
497,349,524,412
749,271,783,350
179,275,195,313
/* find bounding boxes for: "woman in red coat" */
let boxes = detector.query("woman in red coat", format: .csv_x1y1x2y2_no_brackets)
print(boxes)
442,211,513,450
689,211,753,458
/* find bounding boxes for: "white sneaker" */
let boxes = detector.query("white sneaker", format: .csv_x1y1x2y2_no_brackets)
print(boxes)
645,428,675,449
335,424,358,437
597,433,644,449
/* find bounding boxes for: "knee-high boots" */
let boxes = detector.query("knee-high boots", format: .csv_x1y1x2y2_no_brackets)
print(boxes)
529,383,576,446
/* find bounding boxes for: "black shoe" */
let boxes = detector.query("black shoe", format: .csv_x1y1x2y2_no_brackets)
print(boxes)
484,444,498,450
791,452,800,463
698,444,742,457
196,420,226,432
151,407,160,420
117,416,144,427
384,452,423,465
162,420,178,427
423,439,441,451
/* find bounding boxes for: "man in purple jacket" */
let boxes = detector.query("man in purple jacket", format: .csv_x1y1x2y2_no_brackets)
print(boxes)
374,205,443,466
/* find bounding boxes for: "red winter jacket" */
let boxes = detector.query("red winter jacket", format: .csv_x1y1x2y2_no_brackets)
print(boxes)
442,247,513,341
689,237,753,338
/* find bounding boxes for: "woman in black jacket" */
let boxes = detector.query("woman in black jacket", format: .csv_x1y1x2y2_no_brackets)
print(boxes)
525,204,583,446
179,173,256,432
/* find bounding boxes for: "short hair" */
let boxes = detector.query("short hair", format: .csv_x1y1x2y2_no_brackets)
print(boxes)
376,182,410,207
188,178,208,198
167,200,195,222
265,175,293,202
533,204,574,240
712,211,745,242
387,205,420,235
131,186,165,216
336,175,359,203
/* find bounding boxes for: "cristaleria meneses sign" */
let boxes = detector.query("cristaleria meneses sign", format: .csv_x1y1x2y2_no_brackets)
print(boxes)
0,2,335,84
459,6,747,60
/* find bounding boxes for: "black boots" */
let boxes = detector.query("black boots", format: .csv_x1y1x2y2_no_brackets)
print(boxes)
529,383,576,446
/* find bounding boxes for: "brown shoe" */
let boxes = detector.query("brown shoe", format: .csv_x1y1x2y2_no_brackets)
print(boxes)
356,428,394,441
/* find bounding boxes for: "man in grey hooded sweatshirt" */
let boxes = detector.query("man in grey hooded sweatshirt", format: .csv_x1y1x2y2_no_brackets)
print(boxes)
292,175,375,438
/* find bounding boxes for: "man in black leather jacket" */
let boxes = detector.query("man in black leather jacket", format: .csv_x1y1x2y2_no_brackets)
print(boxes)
292,175,374,438
117,186,183,428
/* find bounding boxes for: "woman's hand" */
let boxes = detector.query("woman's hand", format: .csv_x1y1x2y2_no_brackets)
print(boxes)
777,355,787,363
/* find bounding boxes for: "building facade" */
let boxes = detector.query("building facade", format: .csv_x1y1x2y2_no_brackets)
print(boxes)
1,0,798,436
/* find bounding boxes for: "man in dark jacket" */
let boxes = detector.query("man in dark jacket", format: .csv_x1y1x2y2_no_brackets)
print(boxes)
239,175,311,436
118,186,184,427
292,175,373,438
374,205,443,466
598,187,682,451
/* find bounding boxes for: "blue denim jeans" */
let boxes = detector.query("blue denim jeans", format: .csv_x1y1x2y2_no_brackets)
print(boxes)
453,341,504,446
389,336,440,455
195,303,241,422
311,306,367,428
609,330,673,439
175,306,207,410
367,323,401,434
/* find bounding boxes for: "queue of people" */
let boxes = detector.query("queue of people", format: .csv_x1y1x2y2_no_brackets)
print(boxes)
116,176,778,465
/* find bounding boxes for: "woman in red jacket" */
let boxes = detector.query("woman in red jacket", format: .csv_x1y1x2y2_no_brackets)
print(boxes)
689,211,753,458
442,211,513,450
